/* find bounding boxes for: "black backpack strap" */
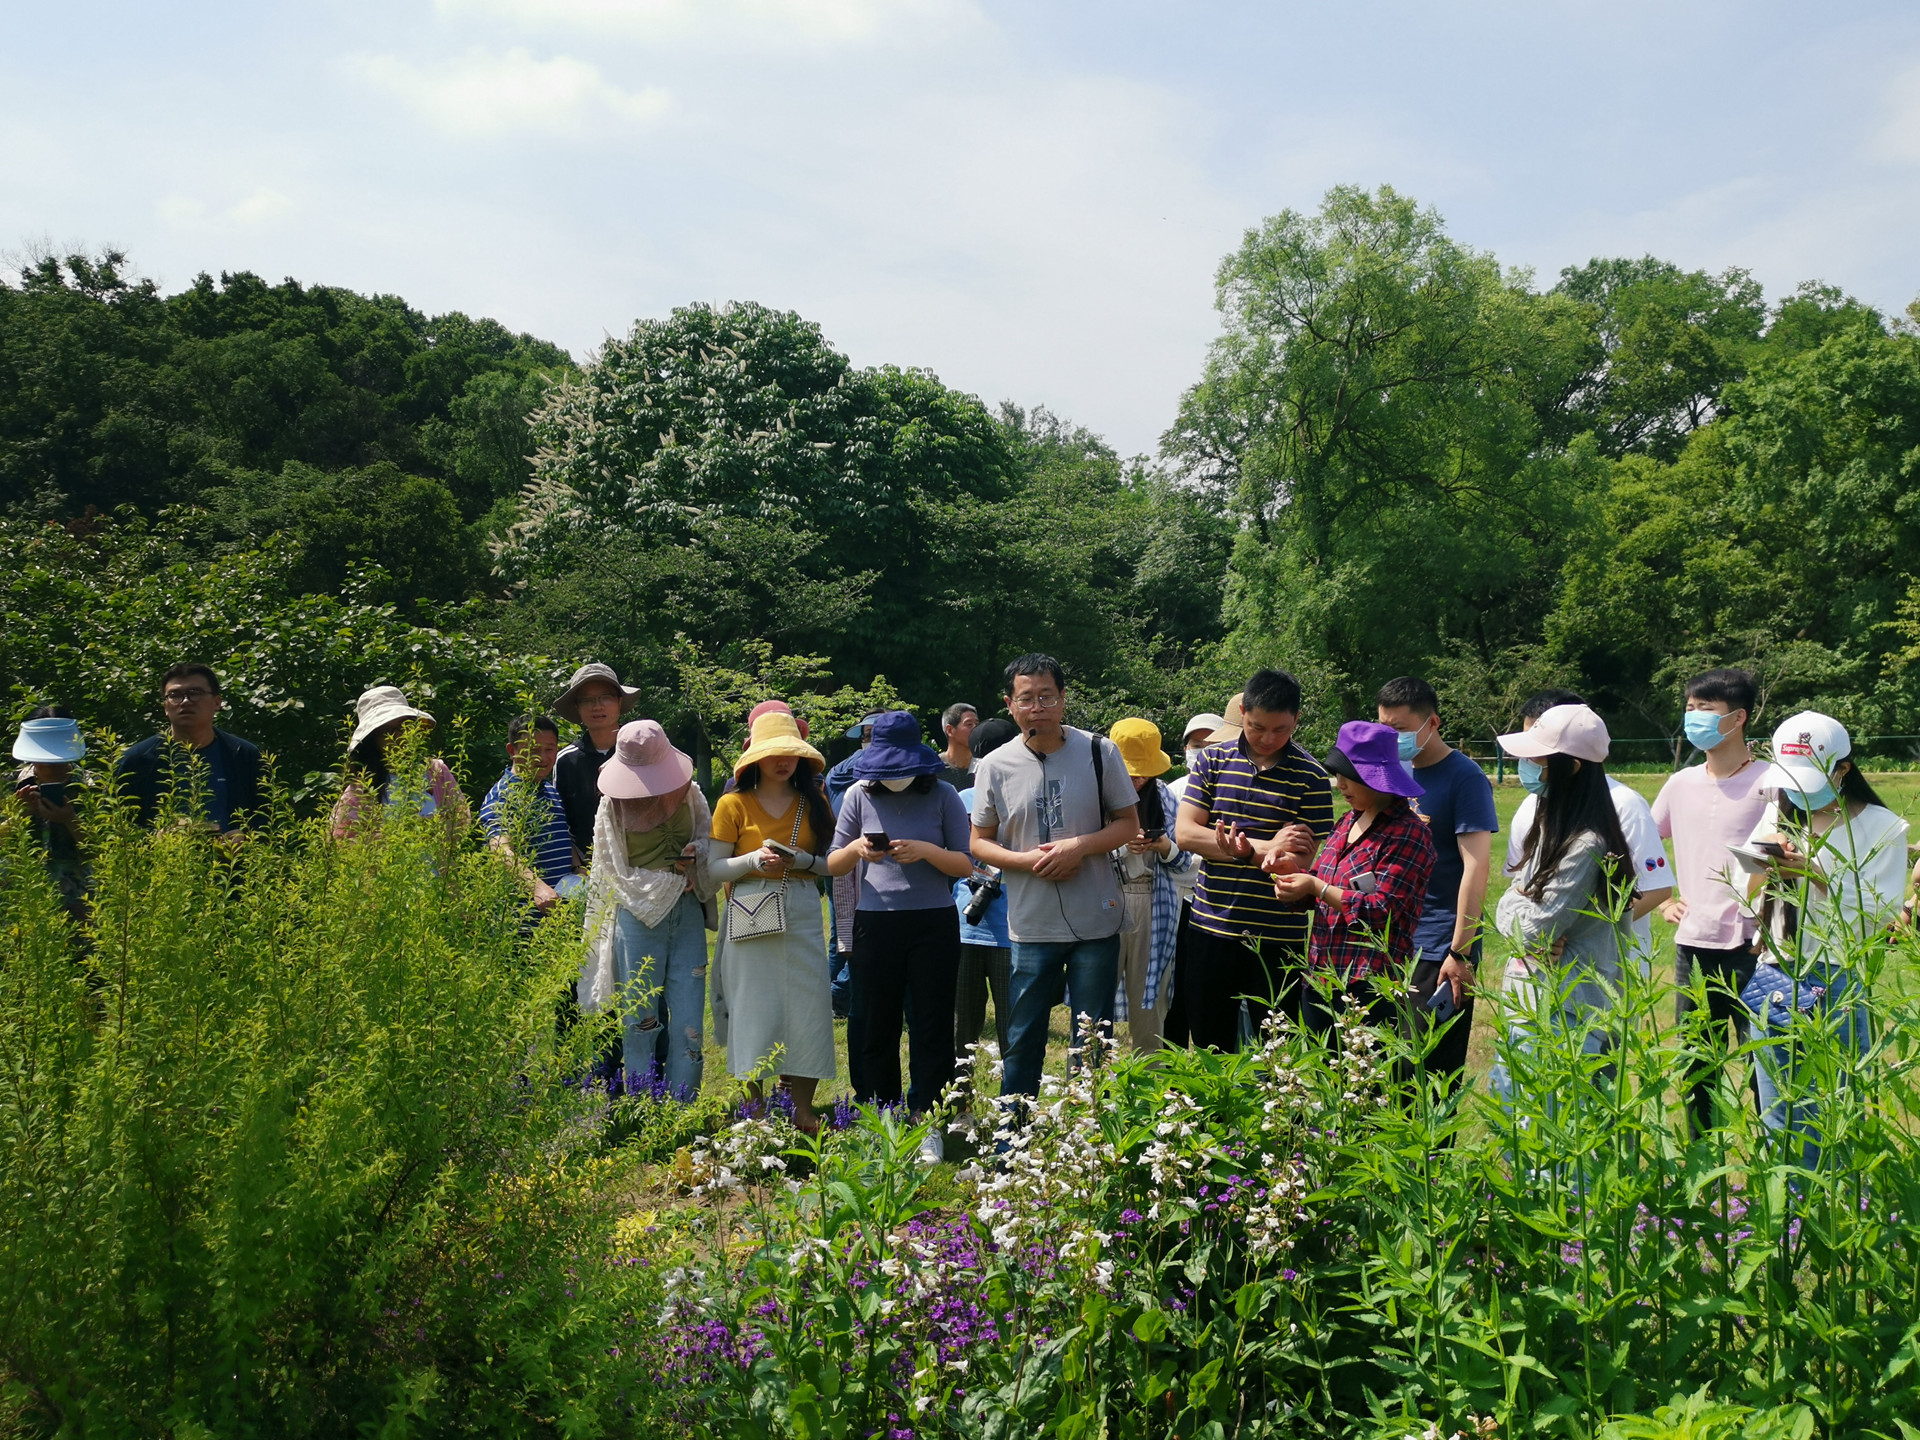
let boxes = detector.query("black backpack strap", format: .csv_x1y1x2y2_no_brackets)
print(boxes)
1082,727,1110,825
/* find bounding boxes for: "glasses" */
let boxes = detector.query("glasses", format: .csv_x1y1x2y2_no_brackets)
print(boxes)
1011,694,1062,711
164,688,214,703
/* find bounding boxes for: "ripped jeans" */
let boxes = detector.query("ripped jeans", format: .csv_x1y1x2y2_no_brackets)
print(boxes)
613,893,708,1099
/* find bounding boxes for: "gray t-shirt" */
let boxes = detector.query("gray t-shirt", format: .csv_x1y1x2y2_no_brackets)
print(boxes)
832,780,973,912
971,728,1139,943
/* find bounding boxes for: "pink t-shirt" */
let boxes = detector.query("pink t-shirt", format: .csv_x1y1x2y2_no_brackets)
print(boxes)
1650,760,1772,948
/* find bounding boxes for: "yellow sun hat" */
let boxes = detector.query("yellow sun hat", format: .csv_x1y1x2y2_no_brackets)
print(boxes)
1109,717,1172,779
734,710,826,775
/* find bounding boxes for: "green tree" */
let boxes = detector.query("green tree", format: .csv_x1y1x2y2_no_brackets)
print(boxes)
1164,185,1598,722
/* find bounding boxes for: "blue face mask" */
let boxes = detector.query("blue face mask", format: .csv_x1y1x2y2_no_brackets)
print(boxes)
1517,757,1546,795
1682,711,1728,750
1397,727,1422,762
1786,780,1836,812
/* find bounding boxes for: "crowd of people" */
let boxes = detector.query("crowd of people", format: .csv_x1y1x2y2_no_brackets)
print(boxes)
11,652,1916,1166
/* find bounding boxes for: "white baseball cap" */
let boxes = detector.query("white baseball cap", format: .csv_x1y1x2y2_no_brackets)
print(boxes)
1759,710,1850,797
1497,703,1610,763
1181,712,1229,745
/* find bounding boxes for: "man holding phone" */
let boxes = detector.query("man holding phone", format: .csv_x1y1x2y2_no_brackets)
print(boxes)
971,655,1140,1098
1174,669,1334,1049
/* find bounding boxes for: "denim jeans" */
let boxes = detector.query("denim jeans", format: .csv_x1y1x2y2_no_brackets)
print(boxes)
1002,935,1120,1097
1743,959,1870,1170
612,893,708,1099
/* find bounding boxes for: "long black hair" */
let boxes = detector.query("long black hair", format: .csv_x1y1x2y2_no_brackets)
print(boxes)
1516,753,1633,905
737,759,834,842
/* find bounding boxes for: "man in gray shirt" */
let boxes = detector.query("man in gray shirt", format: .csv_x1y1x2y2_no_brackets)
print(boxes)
971,654,1139,1096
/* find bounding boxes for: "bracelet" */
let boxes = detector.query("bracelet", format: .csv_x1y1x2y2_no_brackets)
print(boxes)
1316,876,1330,900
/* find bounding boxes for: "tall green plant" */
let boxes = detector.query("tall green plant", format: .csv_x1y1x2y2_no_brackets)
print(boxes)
0,760,654,1436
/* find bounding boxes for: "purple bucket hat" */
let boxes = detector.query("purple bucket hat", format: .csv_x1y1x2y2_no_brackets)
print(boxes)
850,711,945,781
1325,720,1424,799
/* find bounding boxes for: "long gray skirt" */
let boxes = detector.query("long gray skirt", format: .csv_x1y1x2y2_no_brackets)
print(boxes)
719,885,837,1081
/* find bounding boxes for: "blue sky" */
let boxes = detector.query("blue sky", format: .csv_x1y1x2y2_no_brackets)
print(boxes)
4,1,1918,457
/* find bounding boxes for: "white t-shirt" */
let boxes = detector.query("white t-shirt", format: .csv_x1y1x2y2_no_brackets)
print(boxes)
1506,776,1671,965
1737,800,1909,967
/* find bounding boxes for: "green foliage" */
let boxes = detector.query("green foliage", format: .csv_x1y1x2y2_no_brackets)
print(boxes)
1165,184,1599,724
0,250,569,526
1545,321,1920,734
0,759,657,1436
0,511,557,788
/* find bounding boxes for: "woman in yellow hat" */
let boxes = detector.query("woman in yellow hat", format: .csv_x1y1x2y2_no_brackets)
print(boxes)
1108,718,1197,1054
705,711,836,1132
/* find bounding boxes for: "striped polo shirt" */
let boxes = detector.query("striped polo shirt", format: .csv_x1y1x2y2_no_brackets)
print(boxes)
479,769,577,886
1182,736,1335,944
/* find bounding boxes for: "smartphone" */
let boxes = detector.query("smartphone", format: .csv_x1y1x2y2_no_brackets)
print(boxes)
1349,869,1379,895
37,782,67,809
863,830,891,851
1426,982,1458,1024
1142,826,1166,841
1751,840,1788,858
765,840,800,863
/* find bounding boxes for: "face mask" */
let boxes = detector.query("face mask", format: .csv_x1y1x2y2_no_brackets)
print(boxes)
880,777,913,793
1786,780,1835,812
1185,747,1205,770
1682,711,1728,750
1517,757,1546,796
1396,726,1423,762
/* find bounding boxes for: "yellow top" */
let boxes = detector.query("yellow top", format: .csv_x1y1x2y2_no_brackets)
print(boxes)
710,787,821,859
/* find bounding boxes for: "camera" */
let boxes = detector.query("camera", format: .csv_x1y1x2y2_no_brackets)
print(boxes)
963,869,1002,925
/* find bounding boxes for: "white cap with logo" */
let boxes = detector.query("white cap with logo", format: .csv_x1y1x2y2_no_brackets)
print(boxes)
1759,710,1850,797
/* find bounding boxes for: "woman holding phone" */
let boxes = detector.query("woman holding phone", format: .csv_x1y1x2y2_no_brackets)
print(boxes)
1488,703,1635,1102
577,719,715,1100
1737,711,1906,1167
706,711,835,1133
1269,720,1435,1038
827,711,974,1161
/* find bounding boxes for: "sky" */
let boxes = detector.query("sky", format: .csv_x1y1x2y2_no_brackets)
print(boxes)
4,0,1919,458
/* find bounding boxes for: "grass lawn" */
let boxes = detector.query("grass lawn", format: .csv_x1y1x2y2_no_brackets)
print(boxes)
679,769,1920,1112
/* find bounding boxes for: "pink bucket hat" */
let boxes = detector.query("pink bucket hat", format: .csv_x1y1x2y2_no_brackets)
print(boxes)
598,719,695,799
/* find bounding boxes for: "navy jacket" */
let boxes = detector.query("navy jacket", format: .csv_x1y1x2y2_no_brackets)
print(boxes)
114,728,265,831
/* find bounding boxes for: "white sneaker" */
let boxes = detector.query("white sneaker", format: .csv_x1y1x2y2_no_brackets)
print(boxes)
918,1128,945,1165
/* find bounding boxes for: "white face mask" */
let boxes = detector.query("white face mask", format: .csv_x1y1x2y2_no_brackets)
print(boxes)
1185,747,1205,770
880,777,914,792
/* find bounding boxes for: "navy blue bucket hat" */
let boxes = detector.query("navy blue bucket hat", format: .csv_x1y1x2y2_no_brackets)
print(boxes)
851,711,945,780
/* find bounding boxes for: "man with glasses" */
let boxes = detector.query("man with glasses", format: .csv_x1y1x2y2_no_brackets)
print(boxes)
970,654,1140,1097
114,663,264,832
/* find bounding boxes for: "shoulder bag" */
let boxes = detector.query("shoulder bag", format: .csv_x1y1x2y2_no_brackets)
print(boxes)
724,799,807,942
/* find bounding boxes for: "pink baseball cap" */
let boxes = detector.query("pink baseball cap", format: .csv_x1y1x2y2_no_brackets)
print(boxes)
1497,704,1610,763
746,699,808,740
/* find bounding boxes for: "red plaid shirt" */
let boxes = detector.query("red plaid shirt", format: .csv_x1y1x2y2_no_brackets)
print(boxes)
1305,802,1437,980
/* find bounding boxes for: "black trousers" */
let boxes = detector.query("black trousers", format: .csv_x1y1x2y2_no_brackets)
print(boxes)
1183,926,1306,1051
1406,946,1479,1096
849,906,962,1115
1676,942,1759,1139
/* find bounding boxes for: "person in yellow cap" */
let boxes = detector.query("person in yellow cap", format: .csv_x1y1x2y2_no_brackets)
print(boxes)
1107,719,1196,1054
705,711,836,1133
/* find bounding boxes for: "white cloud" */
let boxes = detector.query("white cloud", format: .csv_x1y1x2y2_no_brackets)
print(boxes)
346,47,669,137
431,0,983,50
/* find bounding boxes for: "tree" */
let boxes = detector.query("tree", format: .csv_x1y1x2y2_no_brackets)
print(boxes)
1163,185,1597,722
508,301,1023,705
1551,257,1766,460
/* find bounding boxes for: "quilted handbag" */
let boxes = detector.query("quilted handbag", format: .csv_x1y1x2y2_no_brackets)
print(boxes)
723,801,806,941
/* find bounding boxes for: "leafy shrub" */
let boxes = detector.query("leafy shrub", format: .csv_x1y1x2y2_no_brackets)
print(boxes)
0,767,657,1437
